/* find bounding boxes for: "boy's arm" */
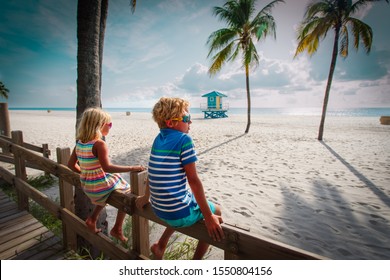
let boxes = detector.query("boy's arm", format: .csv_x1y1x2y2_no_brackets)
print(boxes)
184,162,224,242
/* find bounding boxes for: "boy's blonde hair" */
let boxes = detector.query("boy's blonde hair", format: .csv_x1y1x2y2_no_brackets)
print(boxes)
152,97,189,129
77,107,111,143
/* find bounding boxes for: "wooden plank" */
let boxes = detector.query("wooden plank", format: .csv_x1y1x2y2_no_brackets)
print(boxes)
108,188,326,259
0,201,17,212
12,235,63,260
0,220,42,245
0,208,20,220
0,211,31,229
0,217,38,239
0,230,54,259
0,225,47,253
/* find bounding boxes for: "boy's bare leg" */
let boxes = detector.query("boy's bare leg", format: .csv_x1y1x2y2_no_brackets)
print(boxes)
110,210,128,244
151,227,175,259
86,205,104,233
193,241,209,260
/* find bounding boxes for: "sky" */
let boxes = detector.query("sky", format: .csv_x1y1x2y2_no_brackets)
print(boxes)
1,0,390,109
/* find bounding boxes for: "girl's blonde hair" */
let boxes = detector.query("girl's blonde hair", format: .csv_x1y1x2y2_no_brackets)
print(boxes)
152,97,189,128
76,107,111,143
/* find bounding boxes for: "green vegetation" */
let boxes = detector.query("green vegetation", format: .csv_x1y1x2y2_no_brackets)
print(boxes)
164,233,211,260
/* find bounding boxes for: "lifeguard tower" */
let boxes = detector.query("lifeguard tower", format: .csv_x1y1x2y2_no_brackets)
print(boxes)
200,91,229,119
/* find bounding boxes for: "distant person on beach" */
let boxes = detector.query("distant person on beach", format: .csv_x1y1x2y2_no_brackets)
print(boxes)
136,97,224,259
68,107,145,243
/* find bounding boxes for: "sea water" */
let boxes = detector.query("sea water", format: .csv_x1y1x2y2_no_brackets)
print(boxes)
9,107,390,117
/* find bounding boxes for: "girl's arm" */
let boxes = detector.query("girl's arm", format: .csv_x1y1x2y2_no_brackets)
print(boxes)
67,147,81,173
184,162,225,242
93,139,145,173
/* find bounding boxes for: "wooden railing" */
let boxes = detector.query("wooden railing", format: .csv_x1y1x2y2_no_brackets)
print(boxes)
0,131,327,260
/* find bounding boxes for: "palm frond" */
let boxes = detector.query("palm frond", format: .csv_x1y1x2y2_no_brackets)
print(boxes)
206,28,238,57
129,0,136,13
348,17,373,53
208,41,235,76
339,25,349,57
0,81,9,99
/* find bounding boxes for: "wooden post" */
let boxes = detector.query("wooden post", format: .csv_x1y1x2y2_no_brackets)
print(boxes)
11,130,28,211
56,147,77,251
42,143,50,176
0,103,10,137
131,170,150,257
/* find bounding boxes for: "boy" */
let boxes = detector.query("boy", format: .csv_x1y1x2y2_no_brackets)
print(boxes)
136,97,224,259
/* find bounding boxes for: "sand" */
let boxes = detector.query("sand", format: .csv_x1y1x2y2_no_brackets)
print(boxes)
2,110,390,260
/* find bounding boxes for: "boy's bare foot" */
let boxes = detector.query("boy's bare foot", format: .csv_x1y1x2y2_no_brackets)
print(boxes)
110,229,128,244
151,243,164,260
86,218,101,233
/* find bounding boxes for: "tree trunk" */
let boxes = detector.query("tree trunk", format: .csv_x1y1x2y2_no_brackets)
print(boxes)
77,0,102,125
244,65,251,134
76,0,108,258
318,28,340,141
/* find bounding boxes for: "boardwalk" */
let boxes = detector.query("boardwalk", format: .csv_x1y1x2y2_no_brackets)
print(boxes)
0,190,75,260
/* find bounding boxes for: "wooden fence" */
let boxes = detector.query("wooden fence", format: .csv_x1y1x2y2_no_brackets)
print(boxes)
0,131,326,260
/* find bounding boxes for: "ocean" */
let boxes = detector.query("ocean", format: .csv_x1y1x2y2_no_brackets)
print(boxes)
8,107,390,117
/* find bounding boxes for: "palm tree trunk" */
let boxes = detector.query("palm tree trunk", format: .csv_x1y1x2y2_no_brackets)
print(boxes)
76,0,108,258
318,28,340,141
99,0,108,103
244,65,251,133
77,0,102,125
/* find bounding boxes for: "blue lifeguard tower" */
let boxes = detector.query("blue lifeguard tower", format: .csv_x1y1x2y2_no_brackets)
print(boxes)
201,91,229,119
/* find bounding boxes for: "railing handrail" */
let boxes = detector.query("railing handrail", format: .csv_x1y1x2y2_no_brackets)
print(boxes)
0,131,326,260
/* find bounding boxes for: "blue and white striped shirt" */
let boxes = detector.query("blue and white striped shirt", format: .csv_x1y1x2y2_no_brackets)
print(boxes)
148,129,197,220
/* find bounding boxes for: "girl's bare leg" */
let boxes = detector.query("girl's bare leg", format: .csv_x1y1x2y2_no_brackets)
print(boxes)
151,227,175,260
86,205,104,233
110,210,128,244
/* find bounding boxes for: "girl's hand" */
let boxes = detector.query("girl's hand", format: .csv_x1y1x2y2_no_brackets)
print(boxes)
132,165,146,172
135,195,149,209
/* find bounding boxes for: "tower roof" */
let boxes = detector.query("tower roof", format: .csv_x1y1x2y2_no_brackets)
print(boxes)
201,91,227,98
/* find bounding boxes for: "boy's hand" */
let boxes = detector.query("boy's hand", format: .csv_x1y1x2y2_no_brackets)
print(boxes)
135,195,149,209
205,214,225,242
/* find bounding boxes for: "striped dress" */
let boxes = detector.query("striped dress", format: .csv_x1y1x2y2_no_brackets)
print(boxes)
75,140,130,206
148,129,198,220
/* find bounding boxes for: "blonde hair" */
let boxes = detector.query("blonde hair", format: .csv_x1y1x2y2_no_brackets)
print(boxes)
152,97,189,129
76,107,111,143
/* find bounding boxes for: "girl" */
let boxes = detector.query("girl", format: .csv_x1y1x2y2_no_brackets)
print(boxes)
68,107,145,243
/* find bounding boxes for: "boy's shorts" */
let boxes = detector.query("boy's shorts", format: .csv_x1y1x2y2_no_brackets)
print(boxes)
160,201,216,228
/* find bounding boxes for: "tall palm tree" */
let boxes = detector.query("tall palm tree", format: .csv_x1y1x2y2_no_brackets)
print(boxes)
294,0,388,141
77,0,136,125
75,0,136,257
0,81,9,99
207,0,284,133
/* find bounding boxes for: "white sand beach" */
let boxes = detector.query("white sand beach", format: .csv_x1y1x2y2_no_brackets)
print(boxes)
2,110,390,260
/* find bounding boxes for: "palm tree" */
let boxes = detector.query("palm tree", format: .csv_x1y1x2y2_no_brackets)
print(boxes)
294,0,389,141
0,81,9,99
207,0,284,133
75,0,136,257
76,0,136,125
